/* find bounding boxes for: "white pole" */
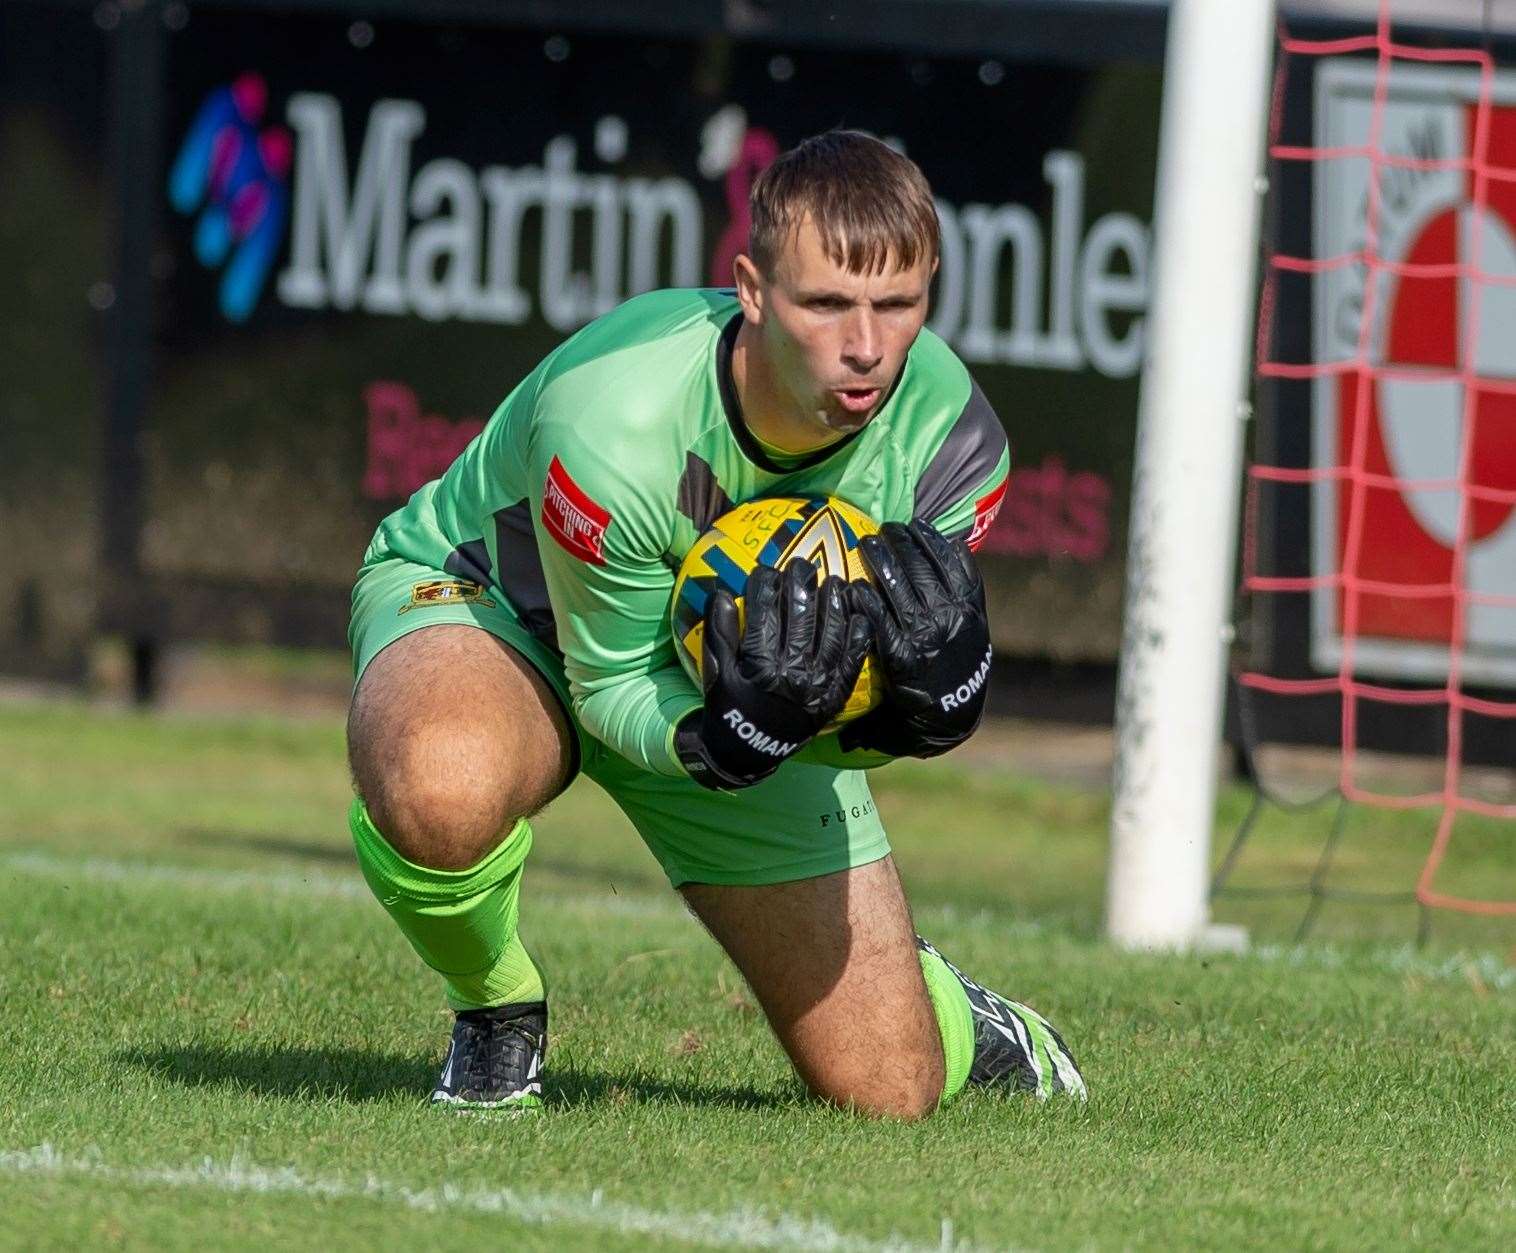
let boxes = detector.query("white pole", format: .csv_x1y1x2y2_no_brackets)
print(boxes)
1106,0,1276,950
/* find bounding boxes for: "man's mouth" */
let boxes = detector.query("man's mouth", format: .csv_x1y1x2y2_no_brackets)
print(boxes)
832,387,881,414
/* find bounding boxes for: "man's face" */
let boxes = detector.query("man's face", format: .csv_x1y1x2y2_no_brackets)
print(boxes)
741,219,934,439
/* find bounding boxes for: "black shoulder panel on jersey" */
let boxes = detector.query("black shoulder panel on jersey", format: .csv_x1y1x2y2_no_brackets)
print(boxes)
911,378,1008,525
491,500,558,647
445,510,558,647
444,538,493,586
676,452,735,531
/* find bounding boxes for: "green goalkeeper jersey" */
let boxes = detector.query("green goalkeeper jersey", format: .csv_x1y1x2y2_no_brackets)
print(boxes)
367,288,1010,777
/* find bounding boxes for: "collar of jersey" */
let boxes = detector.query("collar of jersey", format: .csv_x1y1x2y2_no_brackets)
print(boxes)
716,311,902,475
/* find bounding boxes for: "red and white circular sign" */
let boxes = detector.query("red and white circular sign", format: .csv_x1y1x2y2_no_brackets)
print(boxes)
1315,60,1516,683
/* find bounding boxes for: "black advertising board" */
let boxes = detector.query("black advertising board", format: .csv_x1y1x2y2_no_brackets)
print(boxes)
6,0,1170,682
0,1,111,681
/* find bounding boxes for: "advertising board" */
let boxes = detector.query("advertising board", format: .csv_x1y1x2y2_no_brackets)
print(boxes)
1312,58,1516,685
137,6,1161,663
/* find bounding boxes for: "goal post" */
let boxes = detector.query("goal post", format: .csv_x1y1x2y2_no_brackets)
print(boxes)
1105,0,1277,950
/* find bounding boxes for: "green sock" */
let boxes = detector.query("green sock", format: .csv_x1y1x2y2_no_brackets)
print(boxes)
919,945,976,1104
348,799,545,1011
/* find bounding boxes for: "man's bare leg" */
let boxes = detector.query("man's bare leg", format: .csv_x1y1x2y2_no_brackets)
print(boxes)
348,624,573,869
346,624,574,1108
681,855,945,1120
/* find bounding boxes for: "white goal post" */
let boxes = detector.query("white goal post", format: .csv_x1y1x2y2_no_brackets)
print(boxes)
1105,0,1277,950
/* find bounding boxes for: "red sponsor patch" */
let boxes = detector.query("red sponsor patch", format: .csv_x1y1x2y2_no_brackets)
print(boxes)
966,479,1008,552
541,455,612,565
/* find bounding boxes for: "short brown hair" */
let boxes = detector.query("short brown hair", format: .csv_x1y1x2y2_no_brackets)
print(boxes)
747,130,939,276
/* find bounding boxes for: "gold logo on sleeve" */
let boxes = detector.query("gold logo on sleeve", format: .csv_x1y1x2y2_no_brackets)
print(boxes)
398,579,496,614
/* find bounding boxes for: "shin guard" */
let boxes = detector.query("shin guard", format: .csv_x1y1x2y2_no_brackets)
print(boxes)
918,942,976,1104
349,799,544,1011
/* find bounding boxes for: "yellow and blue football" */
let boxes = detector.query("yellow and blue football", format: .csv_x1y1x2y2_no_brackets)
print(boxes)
670,495,885,730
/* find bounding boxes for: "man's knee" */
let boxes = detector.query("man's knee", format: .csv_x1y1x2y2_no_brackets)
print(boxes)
804,1048,945,1121
347,626,573,870
783,963,948,1120
682,859,947,1121
360,757,520,871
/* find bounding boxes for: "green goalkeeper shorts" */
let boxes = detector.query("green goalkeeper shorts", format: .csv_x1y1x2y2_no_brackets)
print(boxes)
348,554,890,888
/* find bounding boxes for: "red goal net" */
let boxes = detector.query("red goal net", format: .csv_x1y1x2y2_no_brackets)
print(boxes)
1222,0,1516,931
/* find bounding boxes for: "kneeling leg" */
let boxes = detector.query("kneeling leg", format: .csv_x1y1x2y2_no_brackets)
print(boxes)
681,855,975,1120
346,624,573,1012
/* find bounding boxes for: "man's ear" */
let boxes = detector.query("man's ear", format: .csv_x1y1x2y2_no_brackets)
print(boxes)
733,253,765,323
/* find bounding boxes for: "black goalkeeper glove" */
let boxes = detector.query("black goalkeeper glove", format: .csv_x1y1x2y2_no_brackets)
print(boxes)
839,520,993,759
675,558,873,791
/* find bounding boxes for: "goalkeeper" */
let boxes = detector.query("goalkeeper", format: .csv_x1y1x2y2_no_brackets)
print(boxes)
346,130,1085,1115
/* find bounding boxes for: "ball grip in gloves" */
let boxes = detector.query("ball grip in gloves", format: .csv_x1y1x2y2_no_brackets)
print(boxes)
839,520,993,759
676,559,872,790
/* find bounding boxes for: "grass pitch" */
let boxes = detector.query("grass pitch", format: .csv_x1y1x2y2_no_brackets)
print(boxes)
0,699,1512,1250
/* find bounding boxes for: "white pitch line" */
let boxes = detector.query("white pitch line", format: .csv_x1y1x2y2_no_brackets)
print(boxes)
2,849,1511,991
0,1143,988,1253
1242,940,1516,991
0,849,684,921
0,848,374,900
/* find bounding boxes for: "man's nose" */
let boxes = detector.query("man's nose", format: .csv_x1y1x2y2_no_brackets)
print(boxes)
842,310,883,374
